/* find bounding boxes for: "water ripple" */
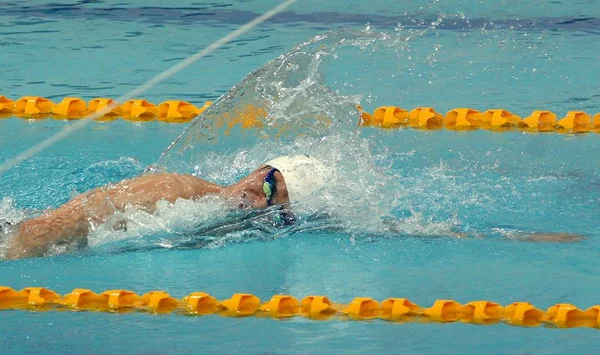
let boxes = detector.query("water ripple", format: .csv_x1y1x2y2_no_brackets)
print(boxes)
0,3,599,32
0,30,60,35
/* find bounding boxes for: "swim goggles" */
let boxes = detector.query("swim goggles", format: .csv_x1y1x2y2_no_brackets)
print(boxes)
263,167,279,206
263,167,296,225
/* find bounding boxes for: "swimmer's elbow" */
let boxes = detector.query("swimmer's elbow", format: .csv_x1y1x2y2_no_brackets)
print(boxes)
5,247,28,260
6,235,47,259
6,223,54,259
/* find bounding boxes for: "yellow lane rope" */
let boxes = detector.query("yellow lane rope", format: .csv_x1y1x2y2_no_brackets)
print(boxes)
358,105,600,133
1,96,598,133
0,95,212,122
1,286,599,328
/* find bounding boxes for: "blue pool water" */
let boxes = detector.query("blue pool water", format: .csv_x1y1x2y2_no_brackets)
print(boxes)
1,0,600,353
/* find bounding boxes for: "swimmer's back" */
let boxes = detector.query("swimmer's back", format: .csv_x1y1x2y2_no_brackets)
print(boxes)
75,173,222,217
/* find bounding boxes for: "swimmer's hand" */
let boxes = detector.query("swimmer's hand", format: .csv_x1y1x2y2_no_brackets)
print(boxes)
515,232,587,243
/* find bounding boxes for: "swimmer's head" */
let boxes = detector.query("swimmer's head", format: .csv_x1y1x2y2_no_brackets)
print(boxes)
265,154,331,202
230,165,290,209
227,164,295,225
226,154,329,220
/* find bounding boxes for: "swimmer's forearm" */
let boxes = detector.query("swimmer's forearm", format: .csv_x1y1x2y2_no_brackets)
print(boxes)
6,214,88,259
6,233,49,259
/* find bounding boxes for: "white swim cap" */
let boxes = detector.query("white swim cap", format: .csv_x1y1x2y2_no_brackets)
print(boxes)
266,155,330,202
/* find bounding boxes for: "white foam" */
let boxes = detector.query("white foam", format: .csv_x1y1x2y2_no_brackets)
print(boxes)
86,195,229,248
0,197,27,225
0,197,28,259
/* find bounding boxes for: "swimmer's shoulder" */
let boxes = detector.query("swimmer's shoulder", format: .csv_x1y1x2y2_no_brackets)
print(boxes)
145,172,222,195
121,172,222,199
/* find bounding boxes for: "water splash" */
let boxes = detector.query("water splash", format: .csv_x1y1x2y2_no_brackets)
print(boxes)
0,197,27,258
0,26,470,258
153,27,460,245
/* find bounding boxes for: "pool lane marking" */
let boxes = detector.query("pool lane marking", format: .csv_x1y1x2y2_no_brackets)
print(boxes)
0,0,298,176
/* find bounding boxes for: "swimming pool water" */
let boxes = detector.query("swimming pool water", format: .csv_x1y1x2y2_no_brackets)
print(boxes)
1,1,600,353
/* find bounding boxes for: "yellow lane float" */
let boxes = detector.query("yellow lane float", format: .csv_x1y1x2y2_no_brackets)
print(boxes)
2,286,600,328
0,95,212,122
1,95,599,133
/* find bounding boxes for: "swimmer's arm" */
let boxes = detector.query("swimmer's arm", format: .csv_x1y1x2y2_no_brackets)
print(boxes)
453,231,586,242
5,173,223,259
5,202,88,259
515,232,586,243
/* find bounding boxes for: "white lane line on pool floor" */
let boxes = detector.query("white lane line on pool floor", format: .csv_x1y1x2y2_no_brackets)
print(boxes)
0,0,298,176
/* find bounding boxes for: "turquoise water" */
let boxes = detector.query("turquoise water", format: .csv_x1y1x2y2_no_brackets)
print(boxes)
1,0,600,353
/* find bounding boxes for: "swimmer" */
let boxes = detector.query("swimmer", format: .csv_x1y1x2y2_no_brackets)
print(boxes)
5,155,330,260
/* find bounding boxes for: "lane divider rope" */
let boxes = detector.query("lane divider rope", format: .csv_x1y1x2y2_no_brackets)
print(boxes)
0,96,212,123
1,286,599,328
1,96,599,133
358,105,600,133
